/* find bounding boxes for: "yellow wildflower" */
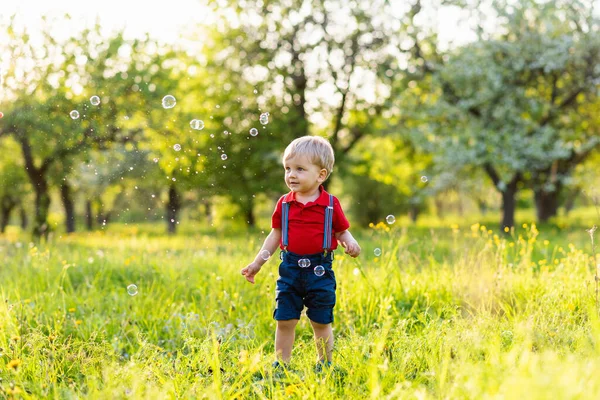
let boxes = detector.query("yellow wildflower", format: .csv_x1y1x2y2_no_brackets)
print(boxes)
7,359,21,370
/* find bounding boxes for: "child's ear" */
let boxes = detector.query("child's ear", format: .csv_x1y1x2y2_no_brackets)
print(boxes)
318,168,328,182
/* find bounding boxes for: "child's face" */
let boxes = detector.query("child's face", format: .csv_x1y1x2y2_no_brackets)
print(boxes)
284,155,327,194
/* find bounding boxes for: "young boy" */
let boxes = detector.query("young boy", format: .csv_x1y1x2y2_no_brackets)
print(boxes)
241,135,361,371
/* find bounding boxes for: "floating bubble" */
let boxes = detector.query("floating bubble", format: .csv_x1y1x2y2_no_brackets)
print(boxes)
162,95,176,109
259,112,269,125
70,110,80,120
173,144,181,151
259,249,271,261
221,154,228,161
127,284,138,296
353,268,360,276
386,215,396,224
153,158,159,163
298,258,311,268
249,128,258,136
190,119,204,130
374,248,382,257
421,176,428,183
90,95,100,106
314,265,325,277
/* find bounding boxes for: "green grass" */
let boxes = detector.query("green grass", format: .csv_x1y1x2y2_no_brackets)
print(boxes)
0,216,599,398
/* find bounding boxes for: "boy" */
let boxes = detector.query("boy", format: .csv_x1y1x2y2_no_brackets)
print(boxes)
241,135,361,371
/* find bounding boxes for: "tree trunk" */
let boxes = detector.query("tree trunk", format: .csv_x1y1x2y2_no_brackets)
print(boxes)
96,201,111,226
204,199,212,224
501,187,517,230
564,188,580,215
409,205,420,223
32,179,51,239
534,185,561,223
19,136,50,239
20,207,28,230
477,199,488,215
60,181,76,233
483,164,520,232
166,184,180,235
434,197,444,219
85,200,93,230
0,197,16,233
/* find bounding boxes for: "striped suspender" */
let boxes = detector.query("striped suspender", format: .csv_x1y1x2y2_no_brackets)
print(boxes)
282,200,289,250
322,195,334,252
281,194,334,253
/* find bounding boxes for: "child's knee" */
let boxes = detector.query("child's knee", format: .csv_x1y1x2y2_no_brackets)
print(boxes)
277,319,299,330
309,319,331,331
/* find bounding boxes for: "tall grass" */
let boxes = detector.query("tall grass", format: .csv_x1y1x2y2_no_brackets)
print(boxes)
0,219,598,398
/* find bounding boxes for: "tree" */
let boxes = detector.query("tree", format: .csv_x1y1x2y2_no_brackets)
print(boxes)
0,16,178,237
404,0,600,228
197,0,401,224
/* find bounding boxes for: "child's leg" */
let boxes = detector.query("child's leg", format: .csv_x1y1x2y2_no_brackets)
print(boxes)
310,320,333,362
275,319,299,363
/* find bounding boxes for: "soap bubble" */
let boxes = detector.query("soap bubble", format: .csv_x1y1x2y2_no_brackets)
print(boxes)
221,154,228,161
249,128,258,136
153,158,159,163
162,95,176,109
190,119,204,130
421,176,428,183
127,284,138,296
314,265,325,277
386,215,396,224
70,110,80,120
259,112,269,125
374,248,382,257
259,250,271,260
173,144,181,151
298,258,311,268
90,96,100,106
353,268,360,276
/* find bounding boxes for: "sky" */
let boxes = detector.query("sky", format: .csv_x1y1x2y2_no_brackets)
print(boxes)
1,0,479,47
1,0,212,44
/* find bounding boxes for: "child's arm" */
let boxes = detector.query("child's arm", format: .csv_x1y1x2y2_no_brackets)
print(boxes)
336,230,361,257
241,228,282,284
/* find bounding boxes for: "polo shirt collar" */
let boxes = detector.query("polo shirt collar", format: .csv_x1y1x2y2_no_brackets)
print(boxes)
283,185,330,206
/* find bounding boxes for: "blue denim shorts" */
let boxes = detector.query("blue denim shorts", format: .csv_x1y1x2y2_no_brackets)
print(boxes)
273,251,336,324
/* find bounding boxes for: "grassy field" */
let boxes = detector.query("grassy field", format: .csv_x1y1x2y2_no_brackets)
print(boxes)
0,213,599,399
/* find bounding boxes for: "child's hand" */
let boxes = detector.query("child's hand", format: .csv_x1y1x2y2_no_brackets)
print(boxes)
241,262,262,284
340,240,361,257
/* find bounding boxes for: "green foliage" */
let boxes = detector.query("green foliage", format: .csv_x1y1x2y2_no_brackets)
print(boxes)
0,138,29,201
343,136,431,226
408,0,600,193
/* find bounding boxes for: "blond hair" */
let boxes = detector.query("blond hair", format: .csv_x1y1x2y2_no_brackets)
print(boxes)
283,136,335,178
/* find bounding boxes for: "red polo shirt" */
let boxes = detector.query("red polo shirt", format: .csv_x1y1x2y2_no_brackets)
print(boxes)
271,186,350,255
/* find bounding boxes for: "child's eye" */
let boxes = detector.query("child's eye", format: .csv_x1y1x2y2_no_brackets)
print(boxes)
298,168,304,171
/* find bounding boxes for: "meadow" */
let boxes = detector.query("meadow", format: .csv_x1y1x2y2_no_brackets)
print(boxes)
0,209,599,399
